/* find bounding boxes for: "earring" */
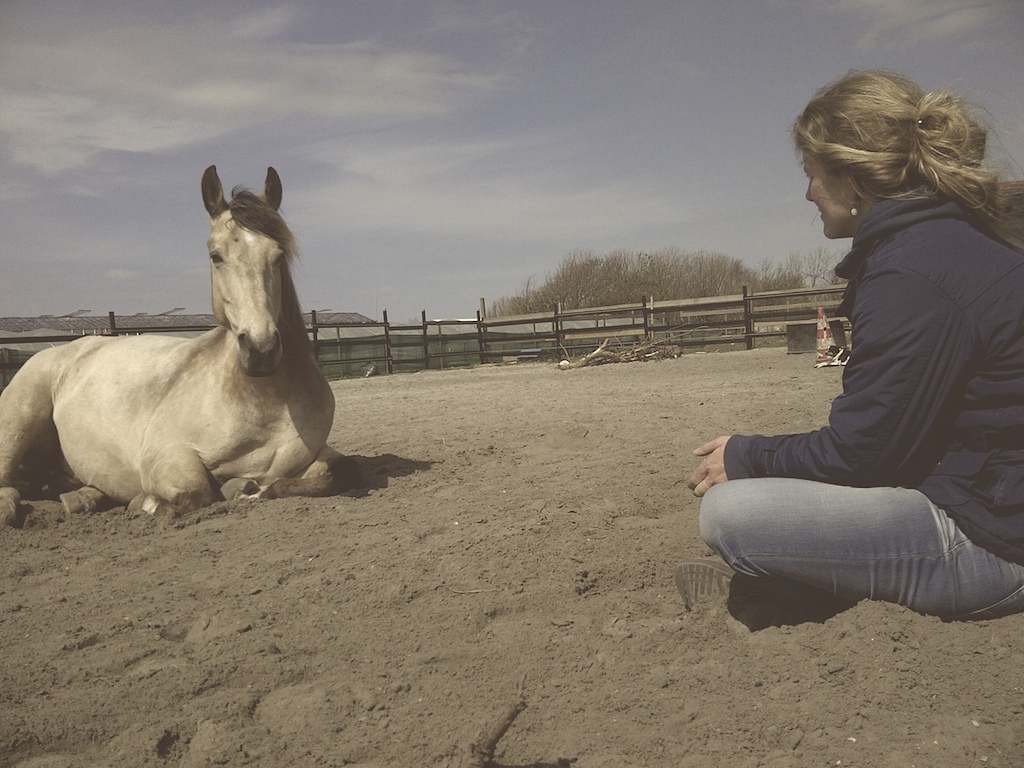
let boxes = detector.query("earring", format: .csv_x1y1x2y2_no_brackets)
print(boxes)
850,207,858,217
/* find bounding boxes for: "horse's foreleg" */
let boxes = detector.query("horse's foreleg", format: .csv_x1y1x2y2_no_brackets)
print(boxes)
137,445,221,518
0,358,61,527
261,446,364,500
132,478,259,517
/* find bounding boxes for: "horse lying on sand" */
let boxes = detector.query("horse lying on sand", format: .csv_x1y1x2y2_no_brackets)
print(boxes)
0,166,363,526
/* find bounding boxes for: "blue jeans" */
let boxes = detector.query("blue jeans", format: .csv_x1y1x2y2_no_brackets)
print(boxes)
698,478,1024,619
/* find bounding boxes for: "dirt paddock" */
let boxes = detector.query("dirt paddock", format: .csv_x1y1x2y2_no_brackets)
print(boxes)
2,348,1022,767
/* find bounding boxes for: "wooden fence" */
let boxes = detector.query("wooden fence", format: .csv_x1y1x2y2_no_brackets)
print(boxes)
0,285,845,387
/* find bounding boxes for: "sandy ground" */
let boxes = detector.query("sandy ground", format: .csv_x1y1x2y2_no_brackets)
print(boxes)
2,347,1022,768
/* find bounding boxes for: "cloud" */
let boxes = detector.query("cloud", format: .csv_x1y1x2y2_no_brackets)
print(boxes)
0,9,501,174
294,136,694,246
827,0,1007,49
229,4,301,40
105,269,141,282
1,89,213,174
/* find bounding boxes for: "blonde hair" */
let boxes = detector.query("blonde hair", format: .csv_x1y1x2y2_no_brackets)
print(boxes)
793,70,1019,243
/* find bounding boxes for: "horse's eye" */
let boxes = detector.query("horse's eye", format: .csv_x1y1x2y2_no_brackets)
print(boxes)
209,252,223,265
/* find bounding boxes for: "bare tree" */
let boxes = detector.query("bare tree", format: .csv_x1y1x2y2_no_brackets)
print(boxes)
788,247,846,287
488,246,845,317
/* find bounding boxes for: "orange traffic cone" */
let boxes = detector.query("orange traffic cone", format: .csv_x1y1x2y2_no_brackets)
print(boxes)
815,306,834,365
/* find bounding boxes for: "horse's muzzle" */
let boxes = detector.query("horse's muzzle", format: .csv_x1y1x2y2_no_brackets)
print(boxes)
237,331,282,377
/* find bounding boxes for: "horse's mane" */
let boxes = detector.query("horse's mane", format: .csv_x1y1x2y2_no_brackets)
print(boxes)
226,188,310,354
228,187,297,261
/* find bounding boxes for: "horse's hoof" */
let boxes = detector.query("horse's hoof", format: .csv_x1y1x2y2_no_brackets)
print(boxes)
1,501,18,527
127,494,176,518
332,456,365,492
60,491,85,515
220,478,261,500
0,488,20,527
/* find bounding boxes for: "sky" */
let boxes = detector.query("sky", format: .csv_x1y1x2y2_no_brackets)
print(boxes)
0,1,1022,323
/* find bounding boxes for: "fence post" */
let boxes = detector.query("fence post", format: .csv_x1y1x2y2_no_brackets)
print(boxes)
436,322,445,370
108,311,117,335
382,309,394,374
420,310,430,371
743,286,754,350
476,310,487,365
310,309,320,362
643,295,653,338
554,302,563,357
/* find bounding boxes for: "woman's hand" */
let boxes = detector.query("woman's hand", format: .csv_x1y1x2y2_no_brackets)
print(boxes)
688,435,731,497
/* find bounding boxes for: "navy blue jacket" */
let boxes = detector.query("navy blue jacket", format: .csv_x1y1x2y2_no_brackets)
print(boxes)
725,196,1024,565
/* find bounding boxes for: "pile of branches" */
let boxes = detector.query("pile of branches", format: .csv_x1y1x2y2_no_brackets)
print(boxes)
558,337,682,369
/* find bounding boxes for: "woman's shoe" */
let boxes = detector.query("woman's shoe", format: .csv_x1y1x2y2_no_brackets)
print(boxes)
674,560,734,611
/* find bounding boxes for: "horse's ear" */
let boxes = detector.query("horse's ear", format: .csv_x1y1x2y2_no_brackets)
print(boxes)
202,165,227,217
263,167,282,211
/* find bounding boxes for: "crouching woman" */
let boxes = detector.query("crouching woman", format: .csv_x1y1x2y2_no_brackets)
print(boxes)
681,70,1024,621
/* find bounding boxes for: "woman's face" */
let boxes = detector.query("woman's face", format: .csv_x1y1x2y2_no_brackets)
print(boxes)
803,156,861,239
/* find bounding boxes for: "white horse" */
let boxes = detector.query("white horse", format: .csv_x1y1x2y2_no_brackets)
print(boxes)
0,166,363,526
